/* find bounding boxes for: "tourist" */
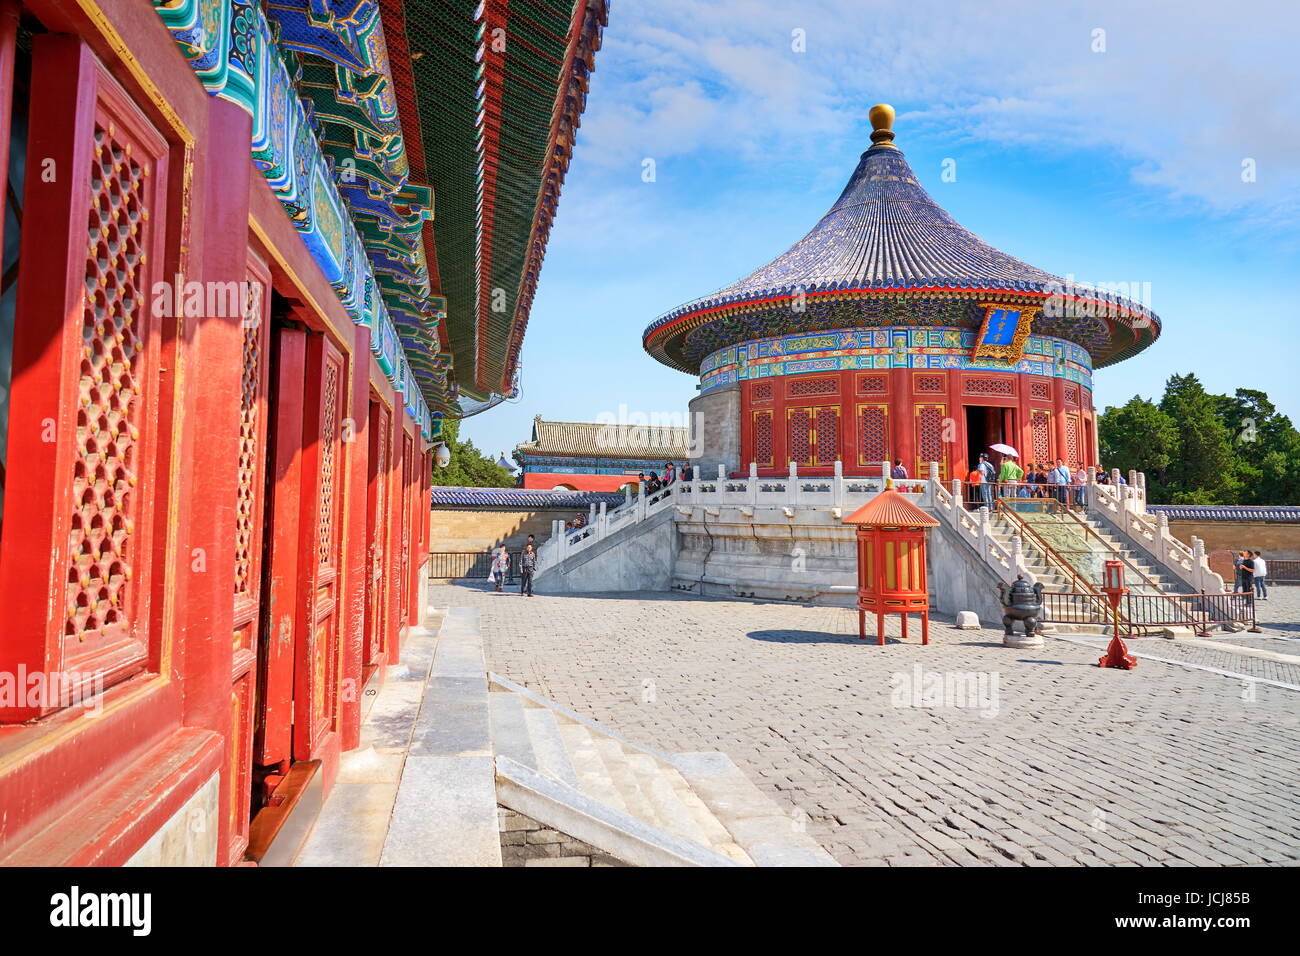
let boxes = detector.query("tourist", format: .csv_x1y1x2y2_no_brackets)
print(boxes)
998,455,1023,498
978,453,996,509
966,460,984,510
1051,459,1071,505
1234,551,1251,593
519,543,537,597
489,546,509,592
647,470,661,492
682,462,694,482
1027,462,1047,498
664,461,676,485
1253,551,1269,600
891,459,908,480
1073,463,1088,508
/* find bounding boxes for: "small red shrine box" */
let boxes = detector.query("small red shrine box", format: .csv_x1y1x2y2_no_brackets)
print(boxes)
842,489,940,645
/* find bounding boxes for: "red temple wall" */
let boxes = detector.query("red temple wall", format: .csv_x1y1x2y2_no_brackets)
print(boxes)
0,0,435,866
739,366,1095,479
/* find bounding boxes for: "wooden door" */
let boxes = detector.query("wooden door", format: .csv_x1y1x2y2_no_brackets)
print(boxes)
294,333,346,758
227,256,271,862
363,398,391,668
255,325,305,769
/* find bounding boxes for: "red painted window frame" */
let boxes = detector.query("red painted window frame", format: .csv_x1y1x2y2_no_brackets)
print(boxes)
0,37,170,721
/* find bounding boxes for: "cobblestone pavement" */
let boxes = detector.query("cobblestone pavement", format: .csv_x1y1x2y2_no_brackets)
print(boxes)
432,583,1300,867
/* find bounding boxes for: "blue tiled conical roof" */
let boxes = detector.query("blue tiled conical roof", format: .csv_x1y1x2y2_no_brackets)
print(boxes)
643,128,1161,374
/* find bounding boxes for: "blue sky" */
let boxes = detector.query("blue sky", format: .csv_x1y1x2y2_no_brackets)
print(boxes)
462,0,1300,464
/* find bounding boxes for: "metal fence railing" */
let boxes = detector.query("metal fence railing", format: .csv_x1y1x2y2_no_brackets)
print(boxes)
1036,589,1258,635
1268,559,1299,584
428,551,520,580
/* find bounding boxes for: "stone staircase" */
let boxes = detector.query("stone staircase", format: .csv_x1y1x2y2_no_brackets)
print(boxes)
984,509,1198,635
489,671,838,867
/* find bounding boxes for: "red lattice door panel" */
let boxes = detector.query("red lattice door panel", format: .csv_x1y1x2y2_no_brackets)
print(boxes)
1065,413,1080,466
0,38,170,719
751,409,774,468
787,405,838,467
364,400,392,668
228,256,271,861
293,334,347,758
914,403,948,479
1030,409,1052,465
856,404,889,469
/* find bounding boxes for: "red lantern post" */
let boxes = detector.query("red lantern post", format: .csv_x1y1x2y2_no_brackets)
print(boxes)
1098,559,1137,669
842,489,939,645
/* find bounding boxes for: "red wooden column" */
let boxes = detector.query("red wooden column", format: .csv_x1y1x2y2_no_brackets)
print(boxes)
340,325,371,751
388,399,408,648
183,95,254,865
889,368,913,477
1052,377,1070,463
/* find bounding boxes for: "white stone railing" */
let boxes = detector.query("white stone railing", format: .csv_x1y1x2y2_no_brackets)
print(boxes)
927,471,1039,584
1085,468,1225,593
538,460,926,570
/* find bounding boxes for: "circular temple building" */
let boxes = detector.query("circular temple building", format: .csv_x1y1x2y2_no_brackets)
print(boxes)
643,105,1161,480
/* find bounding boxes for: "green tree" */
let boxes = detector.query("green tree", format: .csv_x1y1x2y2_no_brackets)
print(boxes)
430,418,515,488
1158,373,1241,504
1098,396,1178,498
1215,388,1300,504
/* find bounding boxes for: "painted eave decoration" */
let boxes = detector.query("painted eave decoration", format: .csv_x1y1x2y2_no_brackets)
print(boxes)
154,0,608,423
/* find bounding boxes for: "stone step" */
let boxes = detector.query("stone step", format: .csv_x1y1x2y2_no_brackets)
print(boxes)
521,704,583,790
590,734,662,826
554,718,629,814
622,751,748,860
495,757,745,867
488,690,537,770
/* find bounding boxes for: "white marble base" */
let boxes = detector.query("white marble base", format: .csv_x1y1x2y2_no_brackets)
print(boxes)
955,611,981,629
1003,631,1045,648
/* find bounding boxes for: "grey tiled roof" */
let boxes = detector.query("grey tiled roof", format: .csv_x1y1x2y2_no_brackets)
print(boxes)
515,415,690,460
430,486,627,509
1148,505,1300,523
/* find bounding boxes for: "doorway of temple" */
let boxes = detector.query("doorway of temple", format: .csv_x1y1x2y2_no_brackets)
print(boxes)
964,405,1015,473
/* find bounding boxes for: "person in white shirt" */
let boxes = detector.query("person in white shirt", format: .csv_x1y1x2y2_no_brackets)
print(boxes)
1252,551,1269,600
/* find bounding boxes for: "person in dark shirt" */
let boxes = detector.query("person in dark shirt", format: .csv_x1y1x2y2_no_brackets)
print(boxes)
519,544,537,597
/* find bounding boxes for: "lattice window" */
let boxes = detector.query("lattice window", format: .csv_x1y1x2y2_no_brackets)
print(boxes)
1064,384,1079,406
753,410,773,466
915,374,946,393
234,282,265,596
1066,414,1079,464
857,375,886,394
1029,380,1050,400
916,404,946,476
65,119,153,641
1031,410,1051,463
318,359,340,567
788,409,812,464
814,407,838,463
752,382,773,401
788,376,838,397
858,405,888,465
964,377,1016,396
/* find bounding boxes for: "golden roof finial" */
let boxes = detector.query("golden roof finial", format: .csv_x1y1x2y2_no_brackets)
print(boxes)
868,103,897,149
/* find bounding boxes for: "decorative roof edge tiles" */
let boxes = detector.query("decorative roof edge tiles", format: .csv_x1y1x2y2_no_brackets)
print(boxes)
1148,505,1300,523
155,0,439,436
430,486,626,509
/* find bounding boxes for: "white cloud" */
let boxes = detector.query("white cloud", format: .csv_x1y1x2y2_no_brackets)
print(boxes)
576,0,1300,225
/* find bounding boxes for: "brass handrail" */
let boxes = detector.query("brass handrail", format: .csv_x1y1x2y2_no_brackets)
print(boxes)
994,500,1104,598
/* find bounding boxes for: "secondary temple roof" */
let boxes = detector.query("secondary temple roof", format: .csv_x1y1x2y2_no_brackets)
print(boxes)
515,415,691,461
643,104,1161,376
